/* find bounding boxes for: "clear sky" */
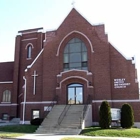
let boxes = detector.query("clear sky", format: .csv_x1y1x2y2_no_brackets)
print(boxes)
0,0,140,79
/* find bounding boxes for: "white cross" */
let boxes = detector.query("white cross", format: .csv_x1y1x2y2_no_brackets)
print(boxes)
71,0,75,7
32,70,38,95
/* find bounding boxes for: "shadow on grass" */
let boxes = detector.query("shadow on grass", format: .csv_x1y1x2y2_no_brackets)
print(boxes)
80,127,101,135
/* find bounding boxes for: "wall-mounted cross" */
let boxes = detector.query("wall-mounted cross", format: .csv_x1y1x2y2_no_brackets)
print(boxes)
32,70,38,95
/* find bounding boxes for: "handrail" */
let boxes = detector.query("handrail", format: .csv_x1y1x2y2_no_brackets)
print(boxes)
58,98,72,125
80,94,91,126
44,95,58,118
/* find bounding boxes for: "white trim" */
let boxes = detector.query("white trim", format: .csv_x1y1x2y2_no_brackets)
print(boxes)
21,31,40,35
18,93,23,98
25,43,34,49
57,76,93,89
92,99,140,103
22,76,27,124
56,30,94,56
57,69,92,77
1,102,11,104
17,33,22,36
20,121,30,124
93,122,140,128
37,29,44,33
22,38,37,41
109,41,134,61
0,81,13,84
0,103,17,106
27,48,44,69
26,58,32,60
21,101,57,104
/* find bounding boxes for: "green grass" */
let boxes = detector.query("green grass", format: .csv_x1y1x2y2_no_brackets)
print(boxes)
0,125,140,139
0,124,38,139
0,124,38,133
80,127,140,138
61,138,111,140
0,132,23,139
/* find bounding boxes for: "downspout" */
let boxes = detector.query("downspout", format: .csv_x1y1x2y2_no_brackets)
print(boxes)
23,76,27,124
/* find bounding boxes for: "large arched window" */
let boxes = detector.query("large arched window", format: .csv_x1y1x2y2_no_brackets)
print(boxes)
27,45,32,58
63,38,87,71
2,90,11,102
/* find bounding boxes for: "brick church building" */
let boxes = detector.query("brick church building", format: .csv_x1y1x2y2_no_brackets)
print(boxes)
0,8,140,127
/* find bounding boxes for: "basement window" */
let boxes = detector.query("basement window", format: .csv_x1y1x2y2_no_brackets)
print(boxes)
32,110,40,119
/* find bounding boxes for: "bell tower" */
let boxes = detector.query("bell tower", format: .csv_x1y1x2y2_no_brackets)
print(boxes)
13,27,45,117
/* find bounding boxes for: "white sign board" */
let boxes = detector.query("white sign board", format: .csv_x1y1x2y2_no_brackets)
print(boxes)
44,106,52,111
111,108,121,121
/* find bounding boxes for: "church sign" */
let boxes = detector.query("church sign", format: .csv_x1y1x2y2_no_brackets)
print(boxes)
111,108,121,121
114,78,130,89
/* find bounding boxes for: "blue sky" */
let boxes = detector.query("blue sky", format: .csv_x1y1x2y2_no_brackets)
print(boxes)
0,0,140,79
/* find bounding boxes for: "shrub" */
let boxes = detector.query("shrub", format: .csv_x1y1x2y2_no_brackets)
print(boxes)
30,118,43,126
121,103,134,128
99,100,111,129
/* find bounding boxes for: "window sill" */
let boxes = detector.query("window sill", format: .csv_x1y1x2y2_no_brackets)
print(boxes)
1,102,11,104
26,58,32,60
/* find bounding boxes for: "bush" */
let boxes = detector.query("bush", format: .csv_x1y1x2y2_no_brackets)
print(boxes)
121,103,134,128
99,100,111,129
30,118,43,126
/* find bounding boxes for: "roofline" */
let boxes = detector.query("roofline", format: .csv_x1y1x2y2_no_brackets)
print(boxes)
18,27,43,34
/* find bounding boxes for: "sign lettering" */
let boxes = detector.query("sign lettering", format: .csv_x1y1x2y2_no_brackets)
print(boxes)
114,78,130,89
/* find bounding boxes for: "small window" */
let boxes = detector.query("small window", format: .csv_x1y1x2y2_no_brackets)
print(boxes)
2,90,11,102
2,113,9,120
32,110,40,119
27,45,32,58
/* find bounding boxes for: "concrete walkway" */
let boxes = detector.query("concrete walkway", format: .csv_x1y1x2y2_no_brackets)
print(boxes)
17,134,140,140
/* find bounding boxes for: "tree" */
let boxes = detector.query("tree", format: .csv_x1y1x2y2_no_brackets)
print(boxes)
121,103,134,128
99,100,111,129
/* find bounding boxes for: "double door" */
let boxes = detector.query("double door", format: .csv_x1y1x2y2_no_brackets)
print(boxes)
67,84,83,104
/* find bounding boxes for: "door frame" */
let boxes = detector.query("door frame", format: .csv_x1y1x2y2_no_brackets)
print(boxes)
67,83,84,104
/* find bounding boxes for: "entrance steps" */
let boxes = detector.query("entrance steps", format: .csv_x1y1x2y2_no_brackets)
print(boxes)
35,105,85,135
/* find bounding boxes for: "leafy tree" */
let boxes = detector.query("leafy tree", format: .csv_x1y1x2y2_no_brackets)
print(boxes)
121,103,134,128
99,100,111,129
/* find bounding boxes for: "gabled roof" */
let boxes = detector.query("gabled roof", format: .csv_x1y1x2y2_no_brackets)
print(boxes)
57,8,92,31
0,62,14,82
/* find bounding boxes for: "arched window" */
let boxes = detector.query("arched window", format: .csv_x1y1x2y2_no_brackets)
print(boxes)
27,45,32,58
2,90,11,102
63,38,87,71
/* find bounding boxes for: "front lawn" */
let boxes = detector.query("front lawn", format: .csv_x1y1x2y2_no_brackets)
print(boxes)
0,132,23,139
80,127,140,138
61,138,112,140
0,124,38,139
0,124,38,133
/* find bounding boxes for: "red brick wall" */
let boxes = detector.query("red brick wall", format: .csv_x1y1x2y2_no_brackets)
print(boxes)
110,44,139,100
16,9,140,122
0,83,17,119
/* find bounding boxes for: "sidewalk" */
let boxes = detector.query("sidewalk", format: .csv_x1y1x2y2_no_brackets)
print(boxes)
17,134,140,140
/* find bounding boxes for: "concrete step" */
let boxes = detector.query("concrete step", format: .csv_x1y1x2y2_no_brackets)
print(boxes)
36,128,81,135
36,105,85,135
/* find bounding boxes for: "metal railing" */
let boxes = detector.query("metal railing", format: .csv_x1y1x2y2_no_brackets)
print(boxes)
58,98,72,125
44,95,58,118
80,94,91,127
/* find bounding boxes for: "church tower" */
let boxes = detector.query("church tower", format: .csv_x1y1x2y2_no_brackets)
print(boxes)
13,28,45,117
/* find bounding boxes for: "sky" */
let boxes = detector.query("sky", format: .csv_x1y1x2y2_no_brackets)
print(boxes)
0,0,140,79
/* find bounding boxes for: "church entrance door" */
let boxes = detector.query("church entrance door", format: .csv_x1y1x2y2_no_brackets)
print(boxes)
67,84,83,104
